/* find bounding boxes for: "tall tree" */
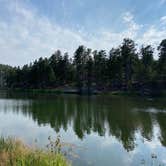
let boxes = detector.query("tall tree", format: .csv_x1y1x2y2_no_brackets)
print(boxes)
49,50,62,84
74,45,86,91
121,38,138,90
158,39,166,82
85,49,93,92
108,48,123,89
139,45,154,84
93,50,107,89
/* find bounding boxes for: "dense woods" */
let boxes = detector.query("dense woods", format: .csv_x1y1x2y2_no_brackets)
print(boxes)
0,38,166,95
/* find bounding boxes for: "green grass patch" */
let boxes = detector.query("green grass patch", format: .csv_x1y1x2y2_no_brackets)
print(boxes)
0,137,71,166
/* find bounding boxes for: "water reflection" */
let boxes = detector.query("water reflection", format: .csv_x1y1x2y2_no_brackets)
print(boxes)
0,91,166,153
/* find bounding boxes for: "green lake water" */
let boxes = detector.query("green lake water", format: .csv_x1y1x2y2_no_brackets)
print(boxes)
0,91,166,166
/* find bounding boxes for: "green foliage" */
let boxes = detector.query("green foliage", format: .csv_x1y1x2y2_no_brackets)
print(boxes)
1,38,166,94
138,45,155,83
158,39,166,81
0,64,12,88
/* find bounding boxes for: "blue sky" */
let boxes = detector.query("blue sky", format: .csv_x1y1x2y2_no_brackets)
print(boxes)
0,0,166,65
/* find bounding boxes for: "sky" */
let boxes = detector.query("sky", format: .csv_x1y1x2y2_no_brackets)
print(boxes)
0,0,166,66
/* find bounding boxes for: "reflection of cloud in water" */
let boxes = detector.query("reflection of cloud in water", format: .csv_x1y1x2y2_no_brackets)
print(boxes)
0,93,166,166
144,125,161,149
133,108,166,114
162,159,166,164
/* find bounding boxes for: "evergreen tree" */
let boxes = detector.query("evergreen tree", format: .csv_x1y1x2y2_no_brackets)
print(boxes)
121,38,138,90
108,48,123,89
74,45,86,91
140,45,154,84
93,50,107,89
2,38,166,95
158,39,166,82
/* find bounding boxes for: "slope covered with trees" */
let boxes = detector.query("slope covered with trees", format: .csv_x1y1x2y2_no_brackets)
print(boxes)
1,38,166,95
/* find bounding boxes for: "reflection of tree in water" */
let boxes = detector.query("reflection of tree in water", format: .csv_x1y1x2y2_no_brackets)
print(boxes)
4,94,166,152
156,113,166,146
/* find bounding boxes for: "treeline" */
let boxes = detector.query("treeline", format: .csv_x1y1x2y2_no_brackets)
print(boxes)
1,38,166,94
0,64,12,88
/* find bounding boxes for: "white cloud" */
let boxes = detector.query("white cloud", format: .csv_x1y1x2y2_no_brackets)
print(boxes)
0,0,87,65
0,1,165,65
160,16,166,25
137,26,166,46
122,12,142,39
122,12,134,22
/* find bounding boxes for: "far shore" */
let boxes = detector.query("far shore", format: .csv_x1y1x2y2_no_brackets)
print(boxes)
1,88,166,98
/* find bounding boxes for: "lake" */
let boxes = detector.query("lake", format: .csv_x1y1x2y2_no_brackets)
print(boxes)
0,91,166,166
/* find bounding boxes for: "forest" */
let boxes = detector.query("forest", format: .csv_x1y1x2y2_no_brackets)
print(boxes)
0,38,166,95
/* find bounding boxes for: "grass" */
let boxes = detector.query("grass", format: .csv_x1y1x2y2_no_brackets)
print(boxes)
0,137,71,166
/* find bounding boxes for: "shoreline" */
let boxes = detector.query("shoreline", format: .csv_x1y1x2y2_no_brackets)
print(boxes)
0,88,166,98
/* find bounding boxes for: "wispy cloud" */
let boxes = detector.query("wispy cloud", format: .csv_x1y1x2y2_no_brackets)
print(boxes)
0,1,166,66
160,16,166,24
0,0,87,65
122,12,134,23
